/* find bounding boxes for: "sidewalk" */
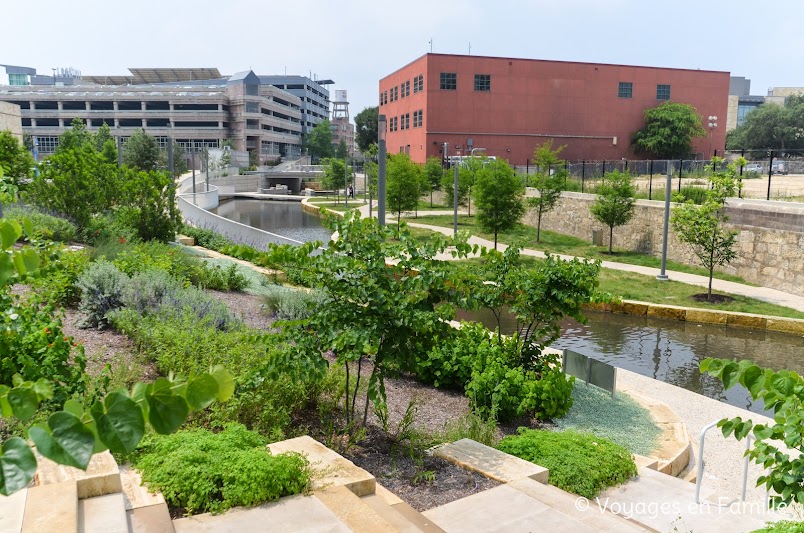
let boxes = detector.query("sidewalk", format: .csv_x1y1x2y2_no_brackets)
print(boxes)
355,203,804,313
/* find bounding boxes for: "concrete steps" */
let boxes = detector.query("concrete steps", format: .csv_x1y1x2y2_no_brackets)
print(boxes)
78,493,128,533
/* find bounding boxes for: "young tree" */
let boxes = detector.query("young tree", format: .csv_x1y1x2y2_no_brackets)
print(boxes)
632,101,706,159
306,120,335,162
528,140,566,242
459,157,484,216
117,168,182,243
670,161,737,301
590,171,636,253
386,153,424,227
473,159,525,249
441,164,469,209
336,138,349,161
122,129,162,171
320,157,348,192
0,131,36,180
354,106,379,154
423,157,444,207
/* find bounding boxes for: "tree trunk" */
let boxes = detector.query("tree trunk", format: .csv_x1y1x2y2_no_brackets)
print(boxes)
708,269,714,301
494,230,498,250
609,226,614,254
467,188,471,217
430,190,433,208
537,208,543,243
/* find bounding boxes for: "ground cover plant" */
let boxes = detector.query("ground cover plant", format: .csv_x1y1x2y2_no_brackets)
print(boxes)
128,424,310,515
497,429,638,498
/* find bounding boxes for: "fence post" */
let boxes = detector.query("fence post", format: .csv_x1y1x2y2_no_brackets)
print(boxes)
739,150,744,199
649,160,653,200
767,150,774,201
581,160,585,193
712,150,717,173
602,160,606,178
564,161,568,189
678,159,683,192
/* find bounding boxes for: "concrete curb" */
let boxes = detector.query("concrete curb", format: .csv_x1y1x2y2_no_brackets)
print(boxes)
585,299,804,335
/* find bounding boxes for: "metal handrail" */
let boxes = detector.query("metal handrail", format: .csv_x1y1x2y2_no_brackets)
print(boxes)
694,420,754,505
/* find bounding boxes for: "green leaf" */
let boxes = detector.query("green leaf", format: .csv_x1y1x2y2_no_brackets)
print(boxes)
186,374,219,411
7,387,39,421
741,365,765,399
753,425,774,440
146,388,189,434
63,399,84,418
0,254,13,286
29,412,95,470
721,363,740,389
12,250,40,277
0,220,21,249
210,366,235,402
0,437,37,496
90,392,145,454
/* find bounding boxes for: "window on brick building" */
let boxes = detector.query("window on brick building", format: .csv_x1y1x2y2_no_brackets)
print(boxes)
618,82,633,99
474,74,491,92
413,74,424,93
656,84,671,100
413,110,422,127
440,72,457,90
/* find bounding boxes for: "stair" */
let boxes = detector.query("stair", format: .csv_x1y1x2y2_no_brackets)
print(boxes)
78,493,128,533
21,481,78,533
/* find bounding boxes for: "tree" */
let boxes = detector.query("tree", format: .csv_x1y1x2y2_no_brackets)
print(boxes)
0,130,35,180
386,153,425,227
528,140,566,242
473,159,525,249
354,106,379,154
306,120,335,162
632,101,706,159
441,165,470,209
117,168,182,243
423,157,444,207
320,157,348,192
336,138,349,160
725,96,804,153
590,171,635,253
459,157,484,216
122,129,162,171
670,161,737,301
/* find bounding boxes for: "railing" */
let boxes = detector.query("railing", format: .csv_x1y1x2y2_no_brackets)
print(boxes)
694,420,767,506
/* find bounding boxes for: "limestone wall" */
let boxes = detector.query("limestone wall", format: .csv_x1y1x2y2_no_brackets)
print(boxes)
528,192,804,296
0,101,22,140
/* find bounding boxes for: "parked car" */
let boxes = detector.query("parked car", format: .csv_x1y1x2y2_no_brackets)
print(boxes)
771,161,788,175
744,163,763,174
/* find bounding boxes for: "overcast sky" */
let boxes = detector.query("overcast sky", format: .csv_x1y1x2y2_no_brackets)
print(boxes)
3,0,801,118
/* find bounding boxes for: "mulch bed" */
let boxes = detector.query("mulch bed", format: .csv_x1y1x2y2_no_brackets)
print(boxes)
690,293,735,304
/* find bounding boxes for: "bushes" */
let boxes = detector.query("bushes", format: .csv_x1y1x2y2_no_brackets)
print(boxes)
2,205,77,243
30,248,91,307
261,285,326,321
752,522,804,533
416,322,490,389
130,424,309,515
498,429,637,498
76,260,129,329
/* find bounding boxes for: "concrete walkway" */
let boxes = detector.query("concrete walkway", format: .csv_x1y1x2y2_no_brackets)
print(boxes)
354,203,804,313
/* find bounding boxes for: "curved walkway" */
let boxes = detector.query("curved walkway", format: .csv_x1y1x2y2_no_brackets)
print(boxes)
356,205,804,313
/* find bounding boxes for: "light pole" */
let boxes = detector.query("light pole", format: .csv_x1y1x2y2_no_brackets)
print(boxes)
708,116,717,160
453,148,460,236
657,160,673,281
377,115,387,226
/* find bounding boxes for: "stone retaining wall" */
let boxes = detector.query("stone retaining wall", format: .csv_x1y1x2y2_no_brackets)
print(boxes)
528,192,804,296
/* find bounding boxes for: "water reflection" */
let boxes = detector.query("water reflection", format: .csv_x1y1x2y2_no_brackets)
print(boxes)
455,308,804,413
212,199,333,244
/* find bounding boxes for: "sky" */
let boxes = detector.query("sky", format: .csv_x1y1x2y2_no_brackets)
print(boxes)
2,0,802,119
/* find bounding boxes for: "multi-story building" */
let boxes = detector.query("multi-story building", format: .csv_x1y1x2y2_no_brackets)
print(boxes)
330,90,354,153
257,75,333,136
727,78,804,131
379,53,730,164
0,66,303,162
0,101,22,140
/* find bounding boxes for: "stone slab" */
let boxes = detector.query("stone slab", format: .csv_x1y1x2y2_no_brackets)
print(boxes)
620,302,649,316
647,304,687,321
173,494,350,533
685,309,728,325
433,438,549,484
21,481,77,533
374,483,403,506
119,464,165,510
267,435,375,497
176,235,195,246
360,494,431,533
766,317,804,335
35,450,121,499
126,503,174,533
0,488,27,533
78,493,128,533
313,486,396,533
726,313,767,329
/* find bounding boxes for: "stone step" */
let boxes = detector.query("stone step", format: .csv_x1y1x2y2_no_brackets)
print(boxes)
0,488,28,533
21,481,78,533
314,485,399,532
78,493,128,533
119,464,165,511
126,503,174,533
361,494,444,532
35,450,122,499
267,435,375,497
432,438,549,484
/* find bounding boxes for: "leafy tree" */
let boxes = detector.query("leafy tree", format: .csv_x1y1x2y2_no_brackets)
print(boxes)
320,157,349,192
701,357,804,509
265,211,475,428
354,106,379,154
441,164,470,210
423,157,444,207
726,96,804,153
117,169,182,243
336,138,349,161
473,158,525,249
306,120,335,162
364,144,378,201
670,160,737,300
122,129,162,172
0,131,35,180
459,157,484,216
0,219,235,496
632,101,706,158
386,153,425,227
529,140,566,242
169,141,188,177
590,171,636,253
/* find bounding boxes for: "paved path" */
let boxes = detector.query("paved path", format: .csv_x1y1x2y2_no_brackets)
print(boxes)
355,203,804,313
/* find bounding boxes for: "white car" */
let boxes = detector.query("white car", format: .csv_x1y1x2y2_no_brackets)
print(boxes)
744,163,763,173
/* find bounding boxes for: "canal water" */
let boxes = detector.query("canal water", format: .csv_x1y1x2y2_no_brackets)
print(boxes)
213,198,804,413
212,199,333,244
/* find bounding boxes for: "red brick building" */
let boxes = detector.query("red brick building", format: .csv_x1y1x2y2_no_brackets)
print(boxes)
379,53,729,165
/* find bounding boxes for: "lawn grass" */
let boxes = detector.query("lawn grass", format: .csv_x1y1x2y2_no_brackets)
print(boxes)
307,201,366,212
412,214,751,285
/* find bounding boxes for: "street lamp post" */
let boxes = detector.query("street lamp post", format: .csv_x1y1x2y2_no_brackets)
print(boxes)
453,149,459,237
377,115,387,226
708,116,718,159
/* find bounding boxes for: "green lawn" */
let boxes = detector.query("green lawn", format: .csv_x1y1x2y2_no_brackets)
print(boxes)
412,214,751,285
307,200,366,212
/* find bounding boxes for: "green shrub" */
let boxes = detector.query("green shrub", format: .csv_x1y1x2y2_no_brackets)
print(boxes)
120,269,183,315
76,260,130,329
112,241,197,282
195,262,250,292
130,424,309,515
497,429,637,498
81,213,139,247
181,225,233,250
29,248,91,307
752,521,804,533
261,285,326,321
3,205,78,243
440,411,499,447
417,322,495,390
676,185,708,205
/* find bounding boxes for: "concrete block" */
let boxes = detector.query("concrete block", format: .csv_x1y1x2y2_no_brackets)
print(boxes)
21,481,77,533
685,309,728,325
433,438,549,484
726,313,767,330
126,503,174,533
176,235,195,246
267,435,375,497
119,464,165,511
647,304,687,321
361,493,441,532
621,301,649,316
0,487,27,533
35,450,121,499
78,493,128,533
767,317,804,336
314,486,396,533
